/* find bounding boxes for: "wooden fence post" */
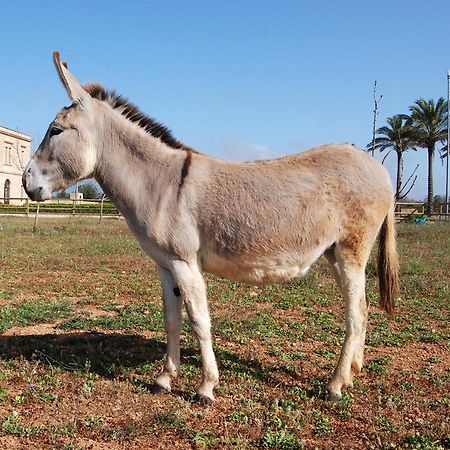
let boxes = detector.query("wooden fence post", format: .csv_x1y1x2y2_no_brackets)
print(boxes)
33,203,40,232
99,194,107,223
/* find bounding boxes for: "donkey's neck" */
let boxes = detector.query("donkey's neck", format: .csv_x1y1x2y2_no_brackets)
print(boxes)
94,113,183,227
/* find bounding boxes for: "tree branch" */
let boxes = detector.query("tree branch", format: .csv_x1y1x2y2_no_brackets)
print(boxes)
397,163,419,200
381,149,392,165
370,80,383,157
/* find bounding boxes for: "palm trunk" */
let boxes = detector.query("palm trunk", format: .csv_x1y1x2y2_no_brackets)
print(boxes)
426,146,434,215
395,151,403,200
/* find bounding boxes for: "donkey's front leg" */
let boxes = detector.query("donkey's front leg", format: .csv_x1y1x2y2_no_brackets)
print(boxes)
154,266,183,392
171,260,219,404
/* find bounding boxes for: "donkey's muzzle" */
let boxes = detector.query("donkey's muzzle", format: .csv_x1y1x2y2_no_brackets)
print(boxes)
22,162,51,201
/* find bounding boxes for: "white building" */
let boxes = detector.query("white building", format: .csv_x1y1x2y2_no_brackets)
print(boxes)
0,125,31,203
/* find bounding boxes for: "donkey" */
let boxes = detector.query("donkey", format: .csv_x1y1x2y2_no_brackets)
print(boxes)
23,52,399,404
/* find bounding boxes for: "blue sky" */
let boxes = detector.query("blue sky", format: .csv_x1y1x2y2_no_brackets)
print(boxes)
1,0,450,199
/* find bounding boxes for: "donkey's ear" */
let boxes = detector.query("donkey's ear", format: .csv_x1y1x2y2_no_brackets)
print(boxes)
53,51,92,108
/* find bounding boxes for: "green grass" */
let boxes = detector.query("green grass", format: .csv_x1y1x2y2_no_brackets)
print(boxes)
0,300,72,331
0,217,448,449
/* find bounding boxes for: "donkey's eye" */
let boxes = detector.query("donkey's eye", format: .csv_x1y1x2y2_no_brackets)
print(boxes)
49,127,63,138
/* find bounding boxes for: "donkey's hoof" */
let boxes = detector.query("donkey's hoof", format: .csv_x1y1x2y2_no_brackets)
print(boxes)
326,389,341,403
150,383,170,395
195,393,214,406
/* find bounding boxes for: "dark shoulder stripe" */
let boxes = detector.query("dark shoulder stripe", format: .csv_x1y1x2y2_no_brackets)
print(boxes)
177,149,193,199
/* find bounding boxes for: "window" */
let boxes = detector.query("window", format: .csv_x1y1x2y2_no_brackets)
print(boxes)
4,179,10,204
4,144,12,165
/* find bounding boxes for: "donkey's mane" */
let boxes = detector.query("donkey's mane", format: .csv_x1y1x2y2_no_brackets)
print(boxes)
83,83,186,150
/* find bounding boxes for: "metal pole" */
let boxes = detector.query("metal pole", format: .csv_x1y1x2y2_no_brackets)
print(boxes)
446,71,450,217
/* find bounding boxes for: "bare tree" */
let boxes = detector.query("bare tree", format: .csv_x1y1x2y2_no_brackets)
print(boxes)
370,80,383,157
13,128,27,172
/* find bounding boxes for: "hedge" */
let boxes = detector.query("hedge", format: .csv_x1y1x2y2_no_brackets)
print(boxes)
0,202,120,216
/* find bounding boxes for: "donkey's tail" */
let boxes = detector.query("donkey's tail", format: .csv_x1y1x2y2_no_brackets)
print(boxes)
378,203,399,314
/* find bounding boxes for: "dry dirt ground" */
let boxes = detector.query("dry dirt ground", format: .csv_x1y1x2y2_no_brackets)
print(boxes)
0,217,448,449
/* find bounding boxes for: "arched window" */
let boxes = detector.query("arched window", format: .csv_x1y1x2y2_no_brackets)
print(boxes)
4,179,11,204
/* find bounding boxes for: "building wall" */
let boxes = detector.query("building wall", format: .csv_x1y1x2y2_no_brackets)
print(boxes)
0,126,31,203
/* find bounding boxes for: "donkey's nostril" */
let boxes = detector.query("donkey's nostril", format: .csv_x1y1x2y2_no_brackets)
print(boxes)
27,168,31,173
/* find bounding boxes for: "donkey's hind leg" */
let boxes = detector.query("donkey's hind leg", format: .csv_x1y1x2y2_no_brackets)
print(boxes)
326,242,370,401
154,266,183,392
324,246,368,375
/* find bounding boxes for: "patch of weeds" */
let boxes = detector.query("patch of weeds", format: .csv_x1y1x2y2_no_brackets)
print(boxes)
81,363,98,398
276,398,301,412
367,325,409,347
49,421,78,436
375,415,397,433
286,353,307,361
260,429,302,449
155,411,186,428
311,410,332,436
100,301,121,311
244,313,284,341
316,294,332,306
428,355,441,364
277,299,294,310
337,392,353,419
403,258,426,276
0,387,7,403
0,300,72,331
215,319,250,344
290,386,310,401
314,348,335,359
417,367,433,377
35,391,58,403
383,394,402,409
58,302,163,332
14,394,25,404
366,356,391,375
434,397,450,407
418,331,443,344
305,310,339,334
192,430,220,448
0,370,12,381
180,362,200,377
0,290,13,299
226,411,251,425
1,412,40,437
403,433,444,449
398,380,416,391
84,415,104,428
309,378,327,397
60,444,82,450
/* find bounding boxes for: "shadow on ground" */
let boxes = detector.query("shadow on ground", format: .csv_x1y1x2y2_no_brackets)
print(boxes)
0,331,323,400
0,331,168,377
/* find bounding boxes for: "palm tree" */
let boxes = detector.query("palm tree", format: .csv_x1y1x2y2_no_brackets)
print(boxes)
409,98,448,215
367,114,415,199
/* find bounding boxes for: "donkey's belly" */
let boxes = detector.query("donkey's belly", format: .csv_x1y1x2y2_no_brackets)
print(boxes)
200,251,315,284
